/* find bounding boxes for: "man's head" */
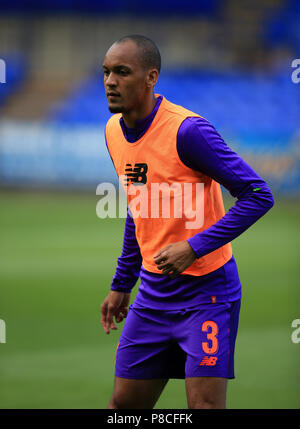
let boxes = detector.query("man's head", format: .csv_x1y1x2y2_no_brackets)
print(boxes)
102,35,161,114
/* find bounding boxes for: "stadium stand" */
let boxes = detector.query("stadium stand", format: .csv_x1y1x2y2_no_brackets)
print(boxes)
0,0,299,192
47,69,299,137
263,0,300,52
0,0,221,16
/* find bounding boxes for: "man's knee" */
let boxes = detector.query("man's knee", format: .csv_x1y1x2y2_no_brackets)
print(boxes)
107,393,130,409
186,377,227,409
107,395,117,409
188,394,224,409
107,377,168,409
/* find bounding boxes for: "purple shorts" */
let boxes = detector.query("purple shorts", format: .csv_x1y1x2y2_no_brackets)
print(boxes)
115,299,241,380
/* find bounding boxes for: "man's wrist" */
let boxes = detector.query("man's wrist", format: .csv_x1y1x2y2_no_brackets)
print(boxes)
110,279,132,294
110,286,132,293
186,237,201,259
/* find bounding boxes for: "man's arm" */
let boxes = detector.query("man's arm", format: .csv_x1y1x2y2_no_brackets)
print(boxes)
101,209,142,334
110,209,142,292
178,116,274,258
154,116,274,276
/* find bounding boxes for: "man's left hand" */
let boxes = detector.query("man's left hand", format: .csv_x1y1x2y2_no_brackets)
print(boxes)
153,240,197,279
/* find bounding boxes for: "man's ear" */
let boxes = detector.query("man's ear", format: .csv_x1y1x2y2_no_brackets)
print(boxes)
146,69,159,88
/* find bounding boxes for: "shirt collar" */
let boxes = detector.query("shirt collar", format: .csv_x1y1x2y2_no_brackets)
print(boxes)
119,95,163,143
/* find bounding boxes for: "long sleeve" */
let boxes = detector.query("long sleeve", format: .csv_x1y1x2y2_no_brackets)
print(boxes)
177,117,274,258
110,209,142,293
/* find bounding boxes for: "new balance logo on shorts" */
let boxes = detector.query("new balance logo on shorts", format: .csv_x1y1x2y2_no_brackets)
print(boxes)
200,356,218,366
124,163,148,186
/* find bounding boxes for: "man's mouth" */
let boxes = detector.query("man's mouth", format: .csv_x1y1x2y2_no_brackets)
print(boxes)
107,92,120,99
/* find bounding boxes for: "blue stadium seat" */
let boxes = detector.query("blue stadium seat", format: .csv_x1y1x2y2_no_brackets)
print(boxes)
0,54,27,107
48,69,300,136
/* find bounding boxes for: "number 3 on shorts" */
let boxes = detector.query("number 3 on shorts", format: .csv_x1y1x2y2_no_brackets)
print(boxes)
201,320,219,354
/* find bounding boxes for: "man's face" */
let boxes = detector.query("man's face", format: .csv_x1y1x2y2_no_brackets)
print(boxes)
102,40,150,114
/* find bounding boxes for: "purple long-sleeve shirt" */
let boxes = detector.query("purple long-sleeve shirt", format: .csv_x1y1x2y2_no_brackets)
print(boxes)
108,95,274,309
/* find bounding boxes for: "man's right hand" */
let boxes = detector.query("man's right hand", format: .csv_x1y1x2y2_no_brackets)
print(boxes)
100,290,131,334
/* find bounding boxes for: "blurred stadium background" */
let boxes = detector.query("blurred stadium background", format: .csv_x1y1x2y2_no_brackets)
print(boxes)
0,0,299,409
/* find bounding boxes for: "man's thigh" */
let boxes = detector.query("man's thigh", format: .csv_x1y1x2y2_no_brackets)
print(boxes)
115,305,186,379
108,376,168,409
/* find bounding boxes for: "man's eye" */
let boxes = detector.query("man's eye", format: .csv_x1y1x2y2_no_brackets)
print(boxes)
119,70,129,76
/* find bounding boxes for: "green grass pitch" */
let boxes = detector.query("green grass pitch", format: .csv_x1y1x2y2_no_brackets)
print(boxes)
0,190,299,409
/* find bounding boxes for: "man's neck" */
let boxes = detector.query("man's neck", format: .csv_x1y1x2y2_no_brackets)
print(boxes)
122,94,157,128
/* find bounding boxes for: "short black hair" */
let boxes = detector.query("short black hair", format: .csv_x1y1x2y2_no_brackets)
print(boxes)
115,34,161,74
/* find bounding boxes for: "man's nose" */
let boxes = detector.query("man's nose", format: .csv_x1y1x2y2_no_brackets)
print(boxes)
106,72,117,87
